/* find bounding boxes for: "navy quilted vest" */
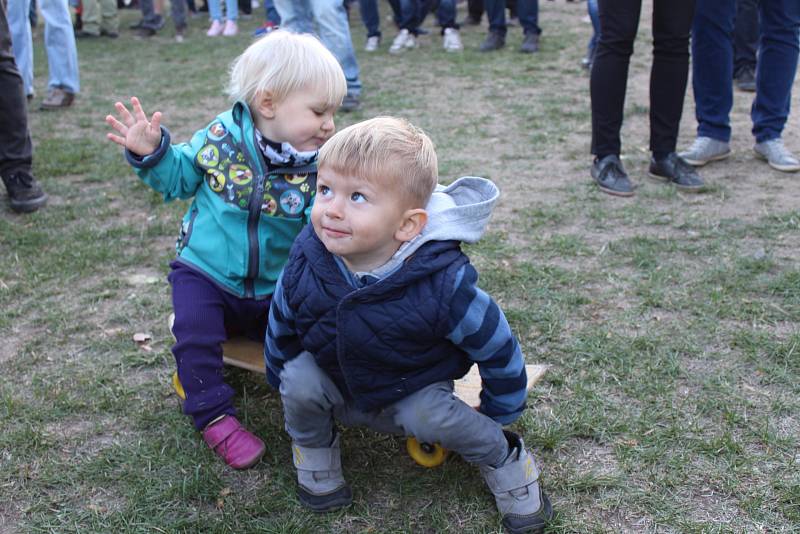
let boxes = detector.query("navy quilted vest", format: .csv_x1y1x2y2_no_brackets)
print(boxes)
282,225,473,412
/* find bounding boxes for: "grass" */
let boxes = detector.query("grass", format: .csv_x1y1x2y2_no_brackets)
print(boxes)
1,1,799,532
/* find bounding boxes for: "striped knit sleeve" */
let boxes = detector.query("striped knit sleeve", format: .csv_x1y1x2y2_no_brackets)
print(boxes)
446,264,528,425
264,272,303,389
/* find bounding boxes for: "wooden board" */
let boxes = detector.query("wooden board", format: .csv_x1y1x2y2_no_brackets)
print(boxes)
168,314,548,399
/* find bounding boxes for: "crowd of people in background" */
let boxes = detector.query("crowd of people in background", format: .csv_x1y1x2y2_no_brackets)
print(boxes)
1,0,799,212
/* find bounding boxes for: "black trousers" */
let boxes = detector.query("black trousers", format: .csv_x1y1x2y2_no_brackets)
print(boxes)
733,0,759,74
590,0,695,157
0,0,32,177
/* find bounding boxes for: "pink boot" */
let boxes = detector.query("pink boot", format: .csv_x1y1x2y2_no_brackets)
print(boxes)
202,415,265,469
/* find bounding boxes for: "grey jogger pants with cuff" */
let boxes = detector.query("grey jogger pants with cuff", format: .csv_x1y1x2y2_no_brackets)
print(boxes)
278,351,509,467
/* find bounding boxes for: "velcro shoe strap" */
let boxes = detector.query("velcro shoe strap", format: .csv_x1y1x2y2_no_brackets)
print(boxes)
292,443,342,472
484,453,541,494
202,416,241,449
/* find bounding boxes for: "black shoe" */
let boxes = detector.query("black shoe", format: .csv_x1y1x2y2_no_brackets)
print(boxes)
591,154,635,197
340,93,360,113
519,32,539,53
136,27,157,38
2,171,48,213
734,65,756,92
648,152,705,192
74,30,100,38
479,31,505,52
297,484,353,513
101,29,119,38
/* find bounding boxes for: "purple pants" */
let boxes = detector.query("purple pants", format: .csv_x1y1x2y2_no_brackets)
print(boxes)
168,261,272,430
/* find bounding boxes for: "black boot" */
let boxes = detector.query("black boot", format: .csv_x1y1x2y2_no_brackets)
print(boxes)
1,171,48,213
480,31,506,52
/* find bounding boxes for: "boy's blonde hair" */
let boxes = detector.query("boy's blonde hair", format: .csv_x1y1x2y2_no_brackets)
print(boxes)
319,117,438,208
227,30,347,109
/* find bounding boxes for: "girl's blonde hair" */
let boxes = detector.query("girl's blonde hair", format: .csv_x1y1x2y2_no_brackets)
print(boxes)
319,117,438,208
227,30,347,108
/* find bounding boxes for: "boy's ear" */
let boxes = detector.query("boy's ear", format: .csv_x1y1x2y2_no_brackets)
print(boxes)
256,92,277,119
395,209,428,242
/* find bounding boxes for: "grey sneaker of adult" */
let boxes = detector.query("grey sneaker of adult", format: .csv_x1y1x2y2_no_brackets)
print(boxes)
340,93,360,113
364,35,380,52
480,31,505,52
389,29,415,54
591,154,635,197
442,27,463,52
480,432,553,534
754,138,800,172
519,32,539,53
678,136,731,166
292,434,353,513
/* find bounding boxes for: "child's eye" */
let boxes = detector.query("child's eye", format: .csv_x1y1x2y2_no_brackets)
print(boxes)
318,185,331,196
351,192,366,203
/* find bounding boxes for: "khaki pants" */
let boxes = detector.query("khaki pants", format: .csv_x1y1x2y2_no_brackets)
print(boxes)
82,0,119,34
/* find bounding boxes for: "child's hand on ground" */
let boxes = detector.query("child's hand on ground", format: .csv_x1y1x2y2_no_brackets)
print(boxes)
105,97,163,157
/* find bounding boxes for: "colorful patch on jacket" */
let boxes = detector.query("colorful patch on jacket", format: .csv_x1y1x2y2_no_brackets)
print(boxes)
195,125,315,219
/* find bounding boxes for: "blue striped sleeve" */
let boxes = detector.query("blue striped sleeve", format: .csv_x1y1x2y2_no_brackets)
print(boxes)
264,272,302,389
447,265,528,425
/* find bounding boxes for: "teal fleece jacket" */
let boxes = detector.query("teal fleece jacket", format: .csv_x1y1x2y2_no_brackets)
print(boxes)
126,101,316,299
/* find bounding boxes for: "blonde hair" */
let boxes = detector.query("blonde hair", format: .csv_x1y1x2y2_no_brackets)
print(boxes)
319,117,438,208
227,30,347,109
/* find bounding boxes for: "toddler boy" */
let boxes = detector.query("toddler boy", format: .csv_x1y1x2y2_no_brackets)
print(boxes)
265,117,552,533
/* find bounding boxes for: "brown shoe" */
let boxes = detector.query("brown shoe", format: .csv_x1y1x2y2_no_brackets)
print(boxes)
40,88,75,110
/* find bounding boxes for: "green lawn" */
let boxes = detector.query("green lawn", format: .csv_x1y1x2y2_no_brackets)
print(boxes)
1,2,798,532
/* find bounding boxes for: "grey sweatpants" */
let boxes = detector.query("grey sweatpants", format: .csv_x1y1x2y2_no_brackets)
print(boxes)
279,352,509,467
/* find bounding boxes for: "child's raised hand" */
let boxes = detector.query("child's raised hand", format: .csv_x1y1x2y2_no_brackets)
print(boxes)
105,97,163,156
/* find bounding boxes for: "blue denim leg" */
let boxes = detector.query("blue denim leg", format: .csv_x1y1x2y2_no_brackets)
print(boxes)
7,0,33,96
309,0,361,96
273,0,315,33
396,0,418,30
358,0,379,36
265,0,281,24
484,0,506,35
436,0,457,30
224,0,238,21
692,0,735,142
517,0,540,35
751,0,800,143
41,0,79,93
587,0,600,57
207,0,223,21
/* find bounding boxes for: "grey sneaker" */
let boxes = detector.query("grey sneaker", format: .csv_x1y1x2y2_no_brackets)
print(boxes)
442,27,463,52
754,138,800,172
364,35,380,52
679,136,731,167
480,432,553,534
292,433,352,512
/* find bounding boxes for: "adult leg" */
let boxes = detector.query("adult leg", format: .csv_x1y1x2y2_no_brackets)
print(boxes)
138,0,164,32
358,0,380,38
484,0,507,36
169,264,238,430
170,0,187,31
40,0,79,94
309,0,361,97
649,0,695,157
80,0,102,35
273,0,315,34
223,0,237,20
0,4,32,178
6,0,33,96
99,0,118,33
516,0,540,35
435,0,457,30
590,0,642,157
733,0,759,77
690,0,735,143
751,0,800,143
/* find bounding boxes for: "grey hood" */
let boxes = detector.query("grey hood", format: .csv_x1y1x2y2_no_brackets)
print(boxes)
396,176,499,261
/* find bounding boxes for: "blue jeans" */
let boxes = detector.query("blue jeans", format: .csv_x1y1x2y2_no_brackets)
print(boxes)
587,0,599,59
7,0,79,95
274,0,361,97
484,0,540,35
208,0,238,22
396,0,456,31
359,0,380,37
692,0,800,143
264,0,280,24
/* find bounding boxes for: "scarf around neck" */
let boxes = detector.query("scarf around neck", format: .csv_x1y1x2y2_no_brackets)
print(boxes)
255,130,318,168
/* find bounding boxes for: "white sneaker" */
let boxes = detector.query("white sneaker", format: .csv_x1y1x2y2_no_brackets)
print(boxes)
222,20,238,36
442,27,462,52
206,20,223,36
754,138,800,172
364,35,380,52
390,29,414,54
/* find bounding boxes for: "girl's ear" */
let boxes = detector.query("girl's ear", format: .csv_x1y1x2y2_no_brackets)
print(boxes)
256,92,277,119
395,209,428,243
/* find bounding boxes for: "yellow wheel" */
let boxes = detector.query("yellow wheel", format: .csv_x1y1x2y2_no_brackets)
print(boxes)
172,371,186,400
406,437,447,468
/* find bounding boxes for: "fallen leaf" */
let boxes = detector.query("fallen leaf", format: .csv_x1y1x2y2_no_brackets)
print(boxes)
133,332,152,343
